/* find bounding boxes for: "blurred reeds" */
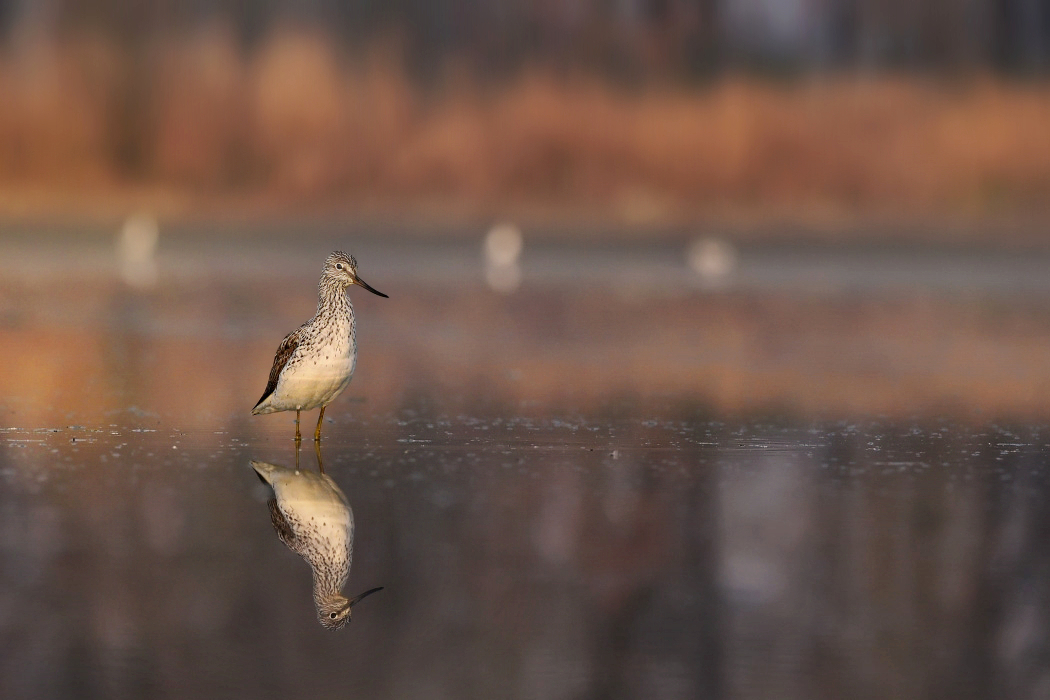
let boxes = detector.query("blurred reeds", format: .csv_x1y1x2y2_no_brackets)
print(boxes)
1,27,1049,218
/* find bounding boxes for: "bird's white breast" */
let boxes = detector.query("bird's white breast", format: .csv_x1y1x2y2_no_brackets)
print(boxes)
271,325,357,412
284,494,353,556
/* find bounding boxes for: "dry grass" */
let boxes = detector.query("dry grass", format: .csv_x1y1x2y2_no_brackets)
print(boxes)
1,28,1049,219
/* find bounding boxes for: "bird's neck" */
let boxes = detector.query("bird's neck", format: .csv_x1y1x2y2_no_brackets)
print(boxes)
316,277,353,321
312,567,346,604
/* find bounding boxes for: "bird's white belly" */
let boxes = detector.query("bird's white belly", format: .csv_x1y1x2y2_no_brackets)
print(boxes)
271,347,356,412
283,497,353,548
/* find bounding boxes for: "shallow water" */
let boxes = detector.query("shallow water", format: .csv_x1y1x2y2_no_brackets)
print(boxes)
2,233,1050,699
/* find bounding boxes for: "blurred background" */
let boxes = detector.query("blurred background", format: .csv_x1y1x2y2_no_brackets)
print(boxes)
3,3,1050,700
0,0,1047,223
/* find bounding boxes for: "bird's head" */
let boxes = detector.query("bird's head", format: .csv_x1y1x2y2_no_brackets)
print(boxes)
324,251,388,298
317,586,384,630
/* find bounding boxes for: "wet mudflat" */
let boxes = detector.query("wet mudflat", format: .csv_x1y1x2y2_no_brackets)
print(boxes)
2,232,1050,699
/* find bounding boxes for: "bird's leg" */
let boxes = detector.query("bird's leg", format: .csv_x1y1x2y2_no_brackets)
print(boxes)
314,405,326,442
314,439,324,474
295,440,301,470
294,409,302,445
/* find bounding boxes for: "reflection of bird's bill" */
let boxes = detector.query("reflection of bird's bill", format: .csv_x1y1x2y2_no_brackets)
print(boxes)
348,586,384,608
353,277,388,298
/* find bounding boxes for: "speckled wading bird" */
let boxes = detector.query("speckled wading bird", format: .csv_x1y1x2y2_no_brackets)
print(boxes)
252,252,387,442
252,457,383,630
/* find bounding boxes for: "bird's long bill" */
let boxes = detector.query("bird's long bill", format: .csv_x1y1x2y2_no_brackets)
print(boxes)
348,586,384,608
353,276,388,298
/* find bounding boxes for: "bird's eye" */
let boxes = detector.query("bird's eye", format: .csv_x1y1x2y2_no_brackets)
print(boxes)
330,612,338,619
336,263,343,270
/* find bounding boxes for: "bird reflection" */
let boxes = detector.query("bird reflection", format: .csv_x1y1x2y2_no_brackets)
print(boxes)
251,444,382,629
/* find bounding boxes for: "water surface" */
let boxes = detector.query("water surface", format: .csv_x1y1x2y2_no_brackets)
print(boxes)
1,233,1049,699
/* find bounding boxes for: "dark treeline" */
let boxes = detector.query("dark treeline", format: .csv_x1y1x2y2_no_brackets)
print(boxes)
0,0,1048,79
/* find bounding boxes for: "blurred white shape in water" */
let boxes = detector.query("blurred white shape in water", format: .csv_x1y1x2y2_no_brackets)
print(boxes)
118,214,159,289
485,222,523,265
486,263,522,294
484,222,523,293
687,237,737,286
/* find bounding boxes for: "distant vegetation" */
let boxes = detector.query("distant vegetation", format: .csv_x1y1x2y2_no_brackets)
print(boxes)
0,10,1048,221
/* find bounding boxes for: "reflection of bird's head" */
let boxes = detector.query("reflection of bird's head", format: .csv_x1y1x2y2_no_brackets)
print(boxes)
317,586,384,631
318,594,352,630
323,251,388,298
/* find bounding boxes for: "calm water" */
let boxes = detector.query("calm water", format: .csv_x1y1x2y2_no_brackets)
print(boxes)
2,230,1050,699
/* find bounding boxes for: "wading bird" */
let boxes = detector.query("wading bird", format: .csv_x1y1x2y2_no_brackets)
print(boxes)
252,252,387,442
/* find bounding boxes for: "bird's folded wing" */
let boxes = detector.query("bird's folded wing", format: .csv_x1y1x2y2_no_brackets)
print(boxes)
253,330,302,409
268,498,299,551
